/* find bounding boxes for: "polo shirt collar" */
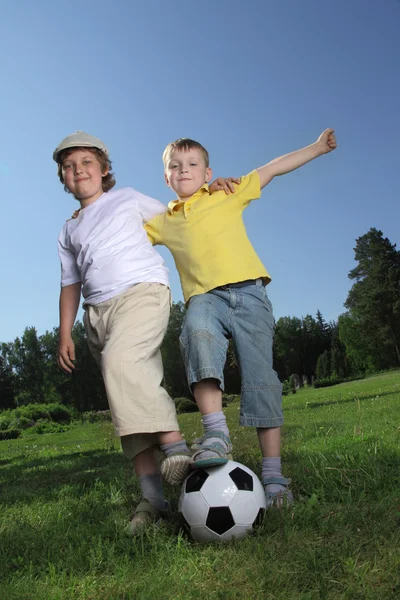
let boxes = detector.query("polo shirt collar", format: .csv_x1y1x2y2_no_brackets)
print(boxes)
168,183,210,213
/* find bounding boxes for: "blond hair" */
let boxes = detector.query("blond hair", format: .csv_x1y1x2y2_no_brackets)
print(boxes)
163,138,209,168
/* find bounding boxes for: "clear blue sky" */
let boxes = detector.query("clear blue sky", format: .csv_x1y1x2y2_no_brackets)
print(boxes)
1,0,399,343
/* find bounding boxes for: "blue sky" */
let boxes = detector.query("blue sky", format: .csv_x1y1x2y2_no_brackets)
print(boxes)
1,0,399,343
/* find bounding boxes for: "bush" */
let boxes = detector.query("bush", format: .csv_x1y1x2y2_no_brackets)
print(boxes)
10,416,34,430
47,404,72,423
313,377,344,389
82,410,112,423
0,404,72,432
0,428,21,440
18,405,50,422
313,374,366,389
174,397,198,414
282,380,290,396
289,375,298,394
0,413,12,431
222,394,239,407
27,421,69,435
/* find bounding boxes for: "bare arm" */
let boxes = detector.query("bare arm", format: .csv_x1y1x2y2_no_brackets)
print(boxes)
257,128,337,189
58,282,81,373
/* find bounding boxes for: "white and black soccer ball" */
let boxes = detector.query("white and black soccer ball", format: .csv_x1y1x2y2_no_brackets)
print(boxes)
178,460,266,542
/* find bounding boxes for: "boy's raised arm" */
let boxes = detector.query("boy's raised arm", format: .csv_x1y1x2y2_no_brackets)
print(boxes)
256,129,337,189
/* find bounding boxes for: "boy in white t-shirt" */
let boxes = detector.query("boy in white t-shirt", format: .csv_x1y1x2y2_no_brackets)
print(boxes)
55,131,215,534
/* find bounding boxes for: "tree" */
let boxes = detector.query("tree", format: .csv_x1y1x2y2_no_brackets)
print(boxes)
329,321,350,378
2,327,47,404
0,355,15,410
274,313,333,383
273,316,303,381
161,302,189,398
316,350,331,380
345,228,400,367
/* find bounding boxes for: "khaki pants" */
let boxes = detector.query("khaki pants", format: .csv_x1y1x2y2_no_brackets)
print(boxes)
84,283,179,459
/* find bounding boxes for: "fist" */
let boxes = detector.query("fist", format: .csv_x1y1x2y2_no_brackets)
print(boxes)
316,128,337,154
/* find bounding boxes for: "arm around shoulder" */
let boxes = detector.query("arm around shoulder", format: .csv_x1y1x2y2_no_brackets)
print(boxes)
256,128,337,189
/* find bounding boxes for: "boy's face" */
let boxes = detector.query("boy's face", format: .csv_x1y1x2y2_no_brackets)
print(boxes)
164,148,212,200
61,148,108,206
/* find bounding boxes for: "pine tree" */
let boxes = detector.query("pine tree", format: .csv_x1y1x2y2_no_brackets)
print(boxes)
345,228,400,367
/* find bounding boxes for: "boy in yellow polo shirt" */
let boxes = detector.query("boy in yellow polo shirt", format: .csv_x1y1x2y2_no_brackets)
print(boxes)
146,129,337,507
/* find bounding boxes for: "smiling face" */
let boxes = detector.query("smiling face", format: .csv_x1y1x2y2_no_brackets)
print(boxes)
61,148,108,207
164,148,212,200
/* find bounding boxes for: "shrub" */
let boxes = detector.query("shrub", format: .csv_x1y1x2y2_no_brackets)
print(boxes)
82,410,112,423
222,394,239,407
313,374,366,389
174,397,198,414
0,428,21,440
47,404,72,423
289,375,297,394
10,416,34,430
282,380,290,396
313,377,344,389
18,405,50,422
0,413,12,431
27,421,69,435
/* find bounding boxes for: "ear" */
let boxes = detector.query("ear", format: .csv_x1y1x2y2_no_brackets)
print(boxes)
164,172,170,187
102,166,109,177
205,167,213,183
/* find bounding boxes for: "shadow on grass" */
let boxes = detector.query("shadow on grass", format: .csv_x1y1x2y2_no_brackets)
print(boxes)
0,448,131,508
0,441,399,588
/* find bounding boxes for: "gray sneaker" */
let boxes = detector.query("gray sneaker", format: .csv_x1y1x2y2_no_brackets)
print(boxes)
262,476,294,509
160,452,192,485
126,498,170,535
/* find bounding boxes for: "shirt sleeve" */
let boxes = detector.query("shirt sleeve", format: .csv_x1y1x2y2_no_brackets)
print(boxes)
58,228,81,287
136,190,167,223
235,170,262,208
144,216,161,246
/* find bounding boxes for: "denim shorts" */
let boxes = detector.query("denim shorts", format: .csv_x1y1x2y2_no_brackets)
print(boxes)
179,280,283,428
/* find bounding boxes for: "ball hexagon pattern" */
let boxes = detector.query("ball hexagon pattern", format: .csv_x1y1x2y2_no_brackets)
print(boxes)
179,460,266,542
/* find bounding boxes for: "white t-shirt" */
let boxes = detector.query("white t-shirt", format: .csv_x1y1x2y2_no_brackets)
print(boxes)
58,187,169,305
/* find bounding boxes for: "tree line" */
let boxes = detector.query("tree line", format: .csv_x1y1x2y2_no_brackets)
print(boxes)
1,228,399,412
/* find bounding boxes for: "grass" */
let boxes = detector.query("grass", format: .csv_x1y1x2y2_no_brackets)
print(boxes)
0,371,399,599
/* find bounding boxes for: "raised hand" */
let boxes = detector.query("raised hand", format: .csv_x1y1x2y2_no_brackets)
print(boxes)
316,128,337,154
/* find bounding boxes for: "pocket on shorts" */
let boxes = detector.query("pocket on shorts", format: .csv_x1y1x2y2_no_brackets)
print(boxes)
254,284,273,313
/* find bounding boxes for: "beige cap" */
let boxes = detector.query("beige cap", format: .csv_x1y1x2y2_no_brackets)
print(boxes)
53,131,109,162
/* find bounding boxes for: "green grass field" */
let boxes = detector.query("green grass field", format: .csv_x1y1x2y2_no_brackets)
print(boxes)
1,372,399,599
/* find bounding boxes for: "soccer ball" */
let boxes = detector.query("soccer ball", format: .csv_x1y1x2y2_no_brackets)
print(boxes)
178,460,266,542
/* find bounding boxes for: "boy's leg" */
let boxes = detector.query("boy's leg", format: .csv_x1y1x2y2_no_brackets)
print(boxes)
230,281,292,507
124,442,169,535
158,431,191,485
179,294,232,467
257,427,292,506
85,283,190,485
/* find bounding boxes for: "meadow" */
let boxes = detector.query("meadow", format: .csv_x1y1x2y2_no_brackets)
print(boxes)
0,371,399,599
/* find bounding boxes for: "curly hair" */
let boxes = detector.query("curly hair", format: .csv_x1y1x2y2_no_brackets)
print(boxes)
57,147,116,194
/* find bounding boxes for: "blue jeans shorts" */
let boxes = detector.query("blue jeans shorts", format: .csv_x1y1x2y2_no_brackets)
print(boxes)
179,279,283,428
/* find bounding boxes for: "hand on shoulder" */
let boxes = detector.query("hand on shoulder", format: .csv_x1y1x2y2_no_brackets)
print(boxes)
209,177,241,195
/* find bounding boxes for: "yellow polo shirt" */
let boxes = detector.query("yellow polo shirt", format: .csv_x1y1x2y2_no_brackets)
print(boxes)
145,170,271,303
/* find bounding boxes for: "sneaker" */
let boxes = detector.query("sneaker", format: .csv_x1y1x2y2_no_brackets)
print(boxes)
191,430,233,469
126,498,171,535
160,452,192,485
262,476,294,509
